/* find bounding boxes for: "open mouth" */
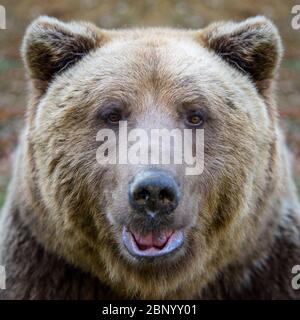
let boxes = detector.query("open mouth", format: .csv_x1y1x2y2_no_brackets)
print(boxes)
122,227,184,258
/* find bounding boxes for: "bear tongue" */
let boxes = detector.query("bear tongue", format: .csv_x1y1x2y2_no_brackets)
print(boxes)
132,230,173,249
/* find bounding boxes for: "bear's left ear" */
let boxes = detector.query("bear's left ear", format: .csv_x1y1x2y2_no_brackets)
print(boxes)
22,16,109,94
197,16,283,95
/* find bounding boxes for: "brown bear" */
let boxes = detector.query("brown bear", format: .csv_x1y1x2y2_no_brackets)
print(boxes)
0,15,300,300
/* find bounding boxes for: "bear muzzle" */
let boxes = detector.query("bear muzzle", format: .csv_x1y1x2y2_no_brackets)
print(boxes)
122,168,184,258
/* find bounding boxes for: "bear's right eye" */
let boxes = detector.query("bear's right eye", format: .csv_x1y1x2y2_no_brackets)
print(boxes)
100,109,123,125
107,112,122,124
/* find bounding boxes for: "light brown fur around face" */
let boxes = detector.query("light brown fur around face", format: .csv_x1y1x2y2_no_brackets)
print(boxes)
0,16,300,300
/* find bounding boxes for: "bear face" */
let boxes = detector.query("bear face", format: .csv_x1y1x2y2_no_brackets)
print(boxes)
21,16,282,298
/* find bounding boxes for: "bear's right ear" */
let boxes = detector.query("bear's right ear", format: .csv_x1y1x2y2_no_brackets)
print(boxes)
22,16,109,94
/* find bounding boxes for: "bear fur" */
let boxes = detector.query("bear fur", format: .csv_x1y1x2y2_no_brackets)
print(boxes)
0,15,300,299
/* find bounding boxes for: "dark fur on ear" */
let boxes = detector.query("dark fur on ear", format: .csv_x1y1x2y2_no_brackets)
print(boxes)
22,16,109,93
197,16,283,94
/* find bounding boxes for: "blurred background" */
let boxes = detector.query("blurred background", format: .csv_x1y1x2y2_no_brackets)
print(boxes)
0,0,299,208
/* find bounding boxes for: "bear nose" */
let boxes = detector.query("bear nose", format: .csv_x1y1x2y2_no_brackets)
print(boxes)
128,169,181,216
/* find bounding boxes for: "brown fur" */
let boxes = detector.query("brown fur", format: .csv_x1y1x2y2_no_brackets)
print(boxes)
0,16,300,299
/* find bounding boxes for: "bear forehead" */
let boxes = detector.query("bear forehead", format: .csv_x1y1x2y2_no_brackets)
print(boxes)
107,27,200,42
62,33,239,94
56,37,252,108
92,31,216,67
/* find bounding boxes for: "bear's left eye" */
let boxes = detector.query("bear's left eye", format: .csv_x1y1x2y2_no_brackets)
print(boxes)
185,112,204,127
